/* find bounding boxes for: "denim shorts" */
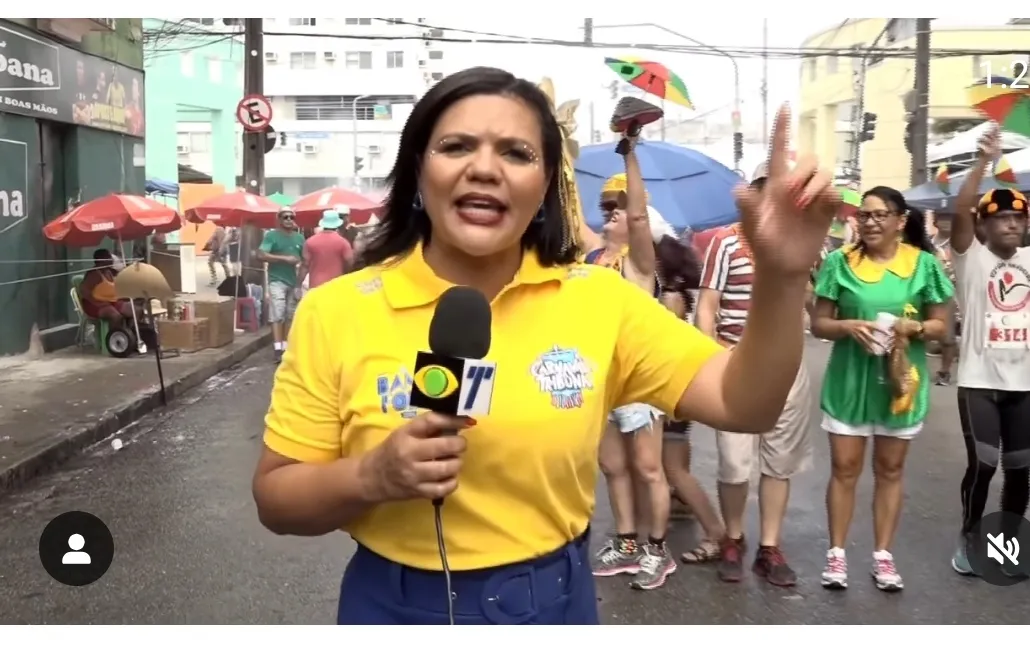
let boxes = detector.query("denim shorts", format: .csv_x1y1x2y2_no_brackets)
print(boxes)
609,403,664,434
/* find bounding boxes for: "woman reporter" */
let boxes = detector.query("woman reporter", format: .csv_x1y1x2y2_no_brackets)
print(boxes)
253,67,840,625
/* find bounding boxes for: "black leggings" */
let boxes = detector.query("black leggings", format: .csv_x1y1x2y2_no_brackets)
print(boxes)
957,387,1030,534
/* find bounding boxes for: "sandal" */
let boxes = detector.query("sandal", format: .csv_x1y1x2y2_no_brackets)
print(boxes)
681,539,722,563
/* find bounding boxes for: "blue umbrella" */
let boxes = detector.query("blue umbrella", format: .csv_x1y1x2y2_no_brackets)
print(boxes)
575,141,742,231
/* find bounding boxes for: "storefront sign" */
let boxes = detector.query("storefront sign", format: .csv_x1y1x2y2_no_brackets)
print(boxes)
0,138,28,233
0,21,144,137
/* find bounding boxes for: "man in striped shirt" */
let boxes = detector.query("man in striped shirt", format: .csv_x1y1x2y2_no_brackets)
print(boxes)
695,162,813,587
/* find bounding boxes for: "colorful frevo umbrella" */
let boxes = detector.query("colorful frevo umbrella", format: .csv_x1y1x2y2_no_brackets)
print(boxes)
995,155,1019,188
605,56,693,109
935,164,950,194
967,77,1030,137
836,186,860,218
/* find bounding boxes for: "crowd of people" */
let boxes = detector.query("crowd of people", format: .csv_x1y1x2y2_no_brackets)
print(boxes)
585,123,1029,594
249,66,1028,625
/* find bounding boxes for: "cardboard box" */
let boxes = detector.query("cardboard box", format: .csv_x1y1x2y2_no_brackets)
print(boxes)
193,296,236,348
156,317,210,353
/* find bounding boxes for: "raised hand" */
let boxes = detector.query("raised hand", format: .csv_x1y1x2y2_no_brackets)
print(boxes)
978,122,1001,160
735,105,841,278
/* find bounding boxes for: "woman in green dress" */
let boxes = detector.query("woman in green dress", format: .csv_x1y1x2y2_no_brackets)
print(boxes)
811,186,953,593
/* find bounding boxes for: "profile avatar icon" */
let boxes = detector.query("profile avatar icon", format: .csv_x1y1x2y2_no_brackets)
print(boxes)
62,533,91,565
39,510,114,586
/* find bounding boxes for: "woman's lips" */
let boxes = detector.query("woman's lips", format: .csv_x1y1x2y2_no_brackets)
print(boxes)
455,204,506,226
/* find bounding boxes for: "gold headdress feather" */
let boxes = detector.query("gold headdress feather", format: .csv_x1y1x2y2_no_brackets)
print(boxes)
538,77,586,252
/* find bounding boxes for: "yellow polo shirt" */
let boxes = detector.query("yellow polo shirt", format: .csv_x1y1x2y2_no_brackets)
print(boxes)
264,242,723,570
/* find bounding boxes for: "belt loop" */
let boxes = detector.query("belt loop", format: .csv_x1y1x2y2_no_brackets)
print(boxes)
528,562,541,615
387,552,407,605
564,535,584,597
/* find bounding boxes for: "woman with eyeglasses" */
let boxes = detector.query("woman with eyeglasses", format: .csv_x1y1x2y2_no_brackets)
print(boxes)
811,186,953,592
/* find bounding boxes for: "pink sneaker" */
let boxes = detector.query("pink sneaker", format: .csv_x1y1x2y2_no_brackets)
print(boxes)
871,550,903,591
821,547,848,589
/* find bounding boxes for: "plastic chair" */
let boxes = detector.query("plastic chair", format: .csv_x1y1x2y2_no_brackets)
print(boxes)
236,297,259,332
69,286,109,354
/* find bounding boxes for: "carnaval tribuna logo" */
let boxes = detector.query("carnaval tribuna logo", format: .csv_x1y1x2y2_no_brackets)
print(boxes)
531,346,594,410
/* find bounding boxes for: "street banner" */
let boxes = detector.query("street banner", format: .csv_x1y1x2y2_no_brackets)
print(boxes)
0,20,145,137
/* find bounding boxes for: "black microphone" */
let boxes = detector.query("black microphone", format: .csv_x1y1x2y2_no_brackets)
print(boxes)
406,286,494,626
409,286,494,418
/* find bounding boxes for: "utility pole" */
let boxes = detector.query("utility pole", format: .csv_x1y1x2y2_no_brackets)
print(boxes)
910,18,932,187
242,18,265,195
589,101,596,143
241,18,265,284
584,19,595,144
761,18,769,149
848,22,890,185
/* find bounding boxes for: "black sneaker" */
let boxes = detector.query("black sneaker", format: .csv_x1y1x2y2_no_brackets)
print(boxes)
752,545,798,587
274,349,283,364
718,536,746,583
934,370,952,386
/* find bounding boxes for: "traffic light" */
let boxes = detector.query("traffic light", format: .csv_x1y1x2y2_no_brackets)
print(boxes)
733,132,743,163
279,132,287,146
859,111,877,143
354,156,364,173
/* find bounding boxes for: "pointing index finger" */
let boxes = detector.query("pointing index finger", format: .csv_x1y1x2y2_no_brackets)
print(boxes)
766,104,791,181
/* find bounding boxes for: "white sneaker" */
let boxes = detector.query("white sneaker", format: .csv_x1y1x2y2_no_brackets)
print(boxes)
871,550,903,591
821,547,848,589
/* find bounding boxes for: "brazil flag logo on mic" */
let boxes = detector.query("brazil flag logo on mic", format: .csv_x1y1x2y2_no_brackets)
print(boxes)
409,352,466,415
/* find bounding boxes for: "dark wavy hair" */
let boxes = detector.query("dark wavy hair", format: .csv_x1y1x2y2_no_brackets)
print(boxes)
655,235,701,313
358,67,577,268
856,185,935,258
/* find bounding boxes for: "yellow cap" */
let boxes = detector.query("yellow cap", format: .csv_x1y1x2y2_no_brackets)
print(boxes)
601,173,628,195
600,172,650,200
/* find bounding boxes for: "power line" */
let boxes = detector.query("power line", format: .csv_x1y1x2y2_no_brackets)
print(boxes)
159,25,1030,61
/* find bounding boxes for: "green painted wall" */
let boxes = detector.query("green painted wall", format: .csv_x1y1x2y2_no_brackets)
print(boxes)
0,20,145,356
80,19,144,69
143,19,243,189
4,19,144,68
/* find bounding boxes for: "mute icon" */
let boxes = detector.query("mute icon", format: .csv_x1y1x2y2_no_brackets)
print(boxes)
986,531,1020,566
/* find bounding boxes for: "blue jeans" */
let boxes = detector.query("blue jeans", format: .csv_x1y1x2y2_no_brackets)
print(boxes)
337,531,599,625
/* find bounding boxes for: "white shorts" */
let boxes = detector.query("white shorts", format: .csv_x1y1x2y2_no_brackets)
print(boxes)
820,412,922,439
609,403,664,434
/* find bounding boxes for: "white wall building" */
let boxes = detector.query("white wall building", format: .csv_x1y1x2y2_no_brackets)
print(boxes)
174,18,449,196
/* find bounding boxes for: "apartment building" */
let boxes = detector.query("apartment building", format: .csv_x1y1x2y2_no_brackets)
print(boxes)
174,18,447,196
798,18,1030,189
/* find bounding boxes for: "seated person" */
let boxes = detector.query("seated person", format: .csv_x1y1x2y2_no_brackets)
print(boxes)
79,249,136,329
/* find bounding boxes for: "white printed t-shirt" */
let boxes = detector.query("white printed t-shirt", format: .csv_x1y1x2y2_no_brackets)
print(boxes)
953,238,1030,391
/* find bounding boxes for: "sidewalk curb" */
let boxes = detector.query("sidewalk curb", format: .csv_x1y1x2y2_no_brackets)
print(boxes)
0,332,272,493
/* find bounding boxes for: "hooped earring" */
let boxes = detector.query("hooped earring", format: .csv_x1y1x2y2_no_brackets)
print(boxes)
532,208,546,224
412,192,425,211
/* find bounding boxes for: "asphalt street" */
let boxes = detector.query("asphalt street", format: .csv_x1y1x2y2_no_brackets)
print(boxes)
0,340,1025,624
